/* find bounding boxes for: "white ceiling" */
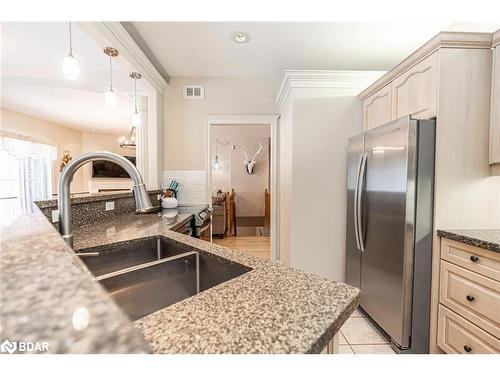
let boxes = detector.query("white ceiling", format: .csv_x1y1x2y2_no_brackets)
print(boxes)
1,22,148,134
130,21,499,78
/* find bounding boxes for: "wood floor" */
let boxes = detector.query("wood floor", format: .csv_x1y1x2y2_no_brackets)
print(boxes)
213,236,270,260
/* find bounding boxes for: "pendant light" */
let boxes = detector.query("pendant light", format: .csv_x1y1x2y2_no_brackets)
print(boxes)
212,156,221,170
103,47,118,109
129,72,142,127
212,138,230,170
62,22,80,80
213,139,221,170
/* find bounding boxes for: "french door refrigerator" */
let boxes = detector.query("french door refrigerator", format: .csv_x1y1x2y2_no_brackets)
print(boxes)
345,115,435,353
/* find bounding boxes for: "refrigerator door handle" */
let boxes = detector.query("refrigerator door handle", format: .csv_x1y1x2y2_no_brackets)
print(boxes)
357,152,368,252
353,153,363,250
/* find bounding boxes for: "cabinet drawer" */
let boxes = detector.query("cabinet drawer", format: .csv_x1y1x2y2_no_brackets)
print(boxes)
439,260,500,338
392,51,438,119
441,238,500,282
438,304,499,354
363,83,392,131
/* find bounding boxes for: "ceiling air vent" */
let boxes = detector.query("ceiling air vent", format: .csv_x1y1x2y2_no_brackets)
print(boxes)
183,85,205,100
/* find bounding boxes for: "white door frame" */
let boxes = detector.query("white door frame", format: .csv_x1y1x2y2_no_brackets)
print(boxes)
205,114,280,262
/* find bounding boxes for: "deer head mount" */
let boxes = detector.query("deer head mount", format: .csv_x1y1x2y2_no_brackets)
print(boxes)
234,141,262,174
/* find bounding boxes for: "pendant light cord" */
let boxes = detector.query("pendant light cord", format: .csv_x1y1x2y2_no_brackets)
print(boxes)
69,22,73,54
109,55,113,90
134,78,137,112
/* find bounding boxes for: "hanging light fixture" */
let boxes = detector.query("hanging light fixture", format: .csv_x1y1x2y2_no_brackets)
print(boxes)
129,72,142,127
212,155,221,170
62,22,80,80
103,47,119,109
119,126,136,149
212,138,230,170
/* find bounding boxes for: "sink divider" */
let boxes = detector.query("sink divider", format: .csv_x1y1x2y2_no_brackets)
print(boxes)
94,250,200,294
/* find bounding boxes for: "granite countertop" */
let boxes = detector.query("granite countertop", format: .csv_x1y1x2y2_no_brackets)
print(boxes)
73,213,359,354
35,189,162,209
437,229,500,253
0,209,150,353
1,207,359,354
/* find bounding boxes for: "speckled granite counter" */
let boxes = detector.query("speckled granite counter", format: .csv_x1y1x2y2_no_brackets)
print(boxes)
1,207,359,354
35,190,162,209
73,213,359,354
0,209,150,353
437,229,500,253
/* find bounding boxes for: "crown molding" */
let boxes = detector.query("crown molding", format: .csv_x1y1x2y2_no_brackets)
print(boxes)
276,70,386,106
358,31,493,100
78,22,169,93
493,29,500,48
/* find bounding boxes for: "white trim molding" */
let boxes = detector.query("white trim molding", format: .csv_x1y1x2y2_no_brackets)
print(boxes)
276,70,386,106
205,114,280,263
493,29,500,48
77,22,169,93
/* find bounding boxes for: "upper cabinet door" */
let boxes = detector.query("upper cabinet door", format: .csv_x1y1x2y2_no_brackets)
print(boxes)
490,42,500,166
392,51,438,120
363,83,392,131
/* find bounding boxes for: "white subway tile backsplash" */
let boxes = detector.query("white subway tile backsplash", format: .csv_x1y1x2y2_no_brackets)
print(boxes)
163,170,207,205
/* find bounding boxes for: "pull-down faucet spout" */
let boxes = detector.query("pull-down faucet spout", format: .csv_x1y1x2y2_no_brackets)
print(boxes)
57,151,154,247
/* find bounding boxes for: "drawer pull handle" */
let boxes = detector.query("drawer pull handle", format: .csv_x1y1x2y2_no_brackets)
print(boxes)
470,255,479,263
466,295,475,302
464,345,472,353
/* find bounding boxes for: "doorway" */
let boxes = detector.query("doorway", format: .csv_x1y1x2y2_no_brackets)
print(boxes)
205,115,279,262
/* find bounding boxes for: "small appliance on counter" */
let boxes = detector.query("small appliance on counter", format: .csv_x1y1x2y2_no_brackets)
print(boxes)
161,180,180,209
172,205,213,240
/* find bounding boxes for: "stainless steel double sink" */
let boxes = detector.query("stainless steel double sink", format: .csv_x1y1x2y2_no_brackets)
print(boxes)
77,237,249,320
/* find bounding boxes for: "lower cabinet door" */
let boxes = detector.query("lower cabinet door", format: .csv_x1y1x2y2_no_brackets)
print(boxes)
438,304,500,354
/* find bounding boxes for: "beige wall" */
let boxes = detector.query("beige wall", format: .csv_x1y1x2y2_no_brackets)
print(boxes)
163,77,279,171
211,124,270,217
1,107,135,195
1,107,85,193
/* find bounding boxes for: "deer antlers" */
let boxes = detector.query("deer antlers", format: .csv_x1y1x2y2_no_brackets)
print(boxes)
234,141,262,164
233,141,263,174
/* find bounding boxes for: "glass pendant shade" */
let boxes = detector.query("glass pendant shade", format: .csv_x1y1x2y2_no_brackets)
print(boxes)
105,89,117,109
130,111,141,127
63,22,79,80
62,53,80,80
212,156,221,170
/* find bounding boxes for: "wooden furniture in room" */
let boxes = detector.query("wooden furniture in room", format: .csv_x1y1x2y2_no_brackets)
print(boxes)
225,189,236,237
437,239,500,354
490,29,500,175
358,31,500,353
264,189,270,229
211,192,228,238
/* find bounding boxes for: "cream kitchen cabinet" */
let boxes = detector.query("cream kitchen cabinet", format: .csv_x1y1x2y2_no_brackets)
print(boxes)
437,238,500,354
363,83,392,131
490,29,500,174
391,51,438,120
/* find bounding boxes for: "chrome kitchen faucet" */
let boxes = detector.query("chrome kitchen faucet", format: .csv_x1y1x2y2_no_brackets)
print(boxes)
57,151,154,247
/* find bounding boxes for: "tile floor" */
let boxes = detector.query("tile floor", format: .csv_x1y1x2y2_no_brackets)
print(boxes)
338,308,397,354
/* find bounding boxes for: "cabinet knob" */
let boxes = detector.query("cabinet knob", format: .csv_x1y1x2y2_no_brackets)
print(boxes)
470,255,479,263
464,345,472,353
466,295,475,302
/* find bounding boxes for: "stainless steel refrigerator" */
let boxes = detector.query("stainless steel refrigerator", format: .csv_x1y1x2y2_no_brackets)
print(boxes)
345,115,435,353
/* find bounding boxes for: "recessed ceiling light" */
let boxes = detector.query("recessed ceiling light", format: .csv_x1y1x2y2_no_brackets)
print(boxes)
231,31,251,44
